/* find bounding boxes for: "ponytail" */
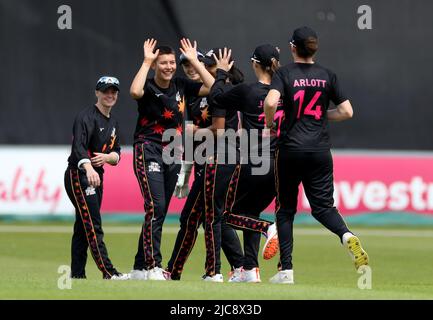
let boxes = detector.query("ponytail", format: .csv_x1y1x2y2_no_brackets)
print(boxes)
296,37,318,58
269,58,280,76
257,58,280,77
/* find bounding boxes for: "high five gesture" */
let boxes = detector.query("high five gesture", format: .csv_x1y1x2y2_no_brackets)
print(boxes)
130,38,159,99
180,38,214,96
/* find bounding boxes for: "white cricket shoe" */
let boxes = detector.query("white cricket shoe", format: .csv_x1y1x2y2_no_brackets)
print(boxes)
129,269,148,280
228,267,244,283
202,274,224,283
147,267,167,281
269,270,294,284
262,223,279,260
109,273,130,281
243,267,261,283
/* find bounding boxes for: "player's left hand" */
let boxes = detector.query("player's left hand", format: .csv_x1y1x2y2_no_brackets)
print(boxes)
91,153,109,167
180,38,198,63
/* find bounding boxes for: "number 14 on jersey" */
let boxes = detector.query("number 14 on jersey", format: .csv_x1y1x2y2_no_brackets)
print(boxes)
294,90,323,120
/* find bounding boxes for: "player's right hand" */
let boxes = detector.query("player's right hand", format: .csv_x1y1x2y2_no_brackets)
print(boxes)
86,167,101,188
143,38,159,63
214,47,234,72
179,38,198,63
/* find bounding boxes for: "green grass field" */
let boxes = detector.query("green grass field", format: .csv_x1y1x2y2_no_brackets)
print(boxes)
1,221,433,300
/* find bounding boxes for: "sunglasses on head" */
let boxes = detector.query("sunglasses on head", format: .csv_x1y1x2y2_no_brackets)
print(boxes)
97,76,120,85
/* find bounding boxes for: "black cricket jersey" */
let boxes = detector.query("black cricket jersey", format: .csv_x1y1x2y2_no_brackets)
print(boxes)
187,95,212,129
210,69,283,155
134,77,202,146
186,90,239,163
209,103,239,132
270,62,347,151
186,95,212,156
207,72,240,132
67,105,121,175
185,91,238,133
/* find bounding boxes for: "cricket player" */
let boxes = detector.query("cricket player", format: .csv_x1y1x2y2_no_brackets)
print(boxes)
264,26,369,284
129,38,214,280
64,76,128,280
208,44,284,283
166,49,244,282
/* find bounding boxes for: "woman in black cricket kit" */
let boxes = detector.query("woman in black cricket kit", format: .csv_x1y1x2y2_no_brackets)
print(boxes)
64,76,128,280
264,26,369,284
165,49,244,282
196,48,245,282
128,38,214,281
208,44,284,283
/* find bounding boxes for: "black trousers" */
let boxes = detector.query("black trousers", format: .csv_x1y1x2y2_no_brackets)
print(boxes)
132,142,181,270
224,160,276,269
167,162,244,279
64,167,117,279
275,148,351,270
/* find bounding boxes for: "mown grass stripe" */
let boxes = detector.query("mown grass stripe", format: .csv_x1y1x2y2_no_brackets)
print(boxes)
1,225,433,237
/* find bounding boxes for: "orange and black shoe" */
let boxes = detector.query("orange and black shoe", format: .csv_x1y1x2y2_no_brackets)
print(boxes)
262,223,279,260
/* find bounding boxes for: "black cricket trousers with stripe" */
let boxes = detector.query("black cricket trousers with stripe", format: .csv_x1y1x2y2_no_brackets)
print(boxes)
64,167,118,279
166,162,244,279
224,159,276,270
132,141,181,270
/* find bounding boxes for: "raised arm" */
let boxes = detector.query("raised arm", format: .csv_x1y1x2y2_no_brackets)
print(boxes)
180,38,215,96
130,39,159,100
208,48,241,107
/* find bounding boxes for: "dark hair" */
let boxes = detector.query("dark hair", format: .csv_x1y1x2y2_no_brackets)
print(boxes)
256,58,280,77
155,45,176,56
228,66,244,85
296,37,318,58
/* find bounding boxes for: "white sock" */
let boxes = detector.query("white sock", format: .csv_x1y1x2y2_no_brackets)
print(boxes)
342,232,354,244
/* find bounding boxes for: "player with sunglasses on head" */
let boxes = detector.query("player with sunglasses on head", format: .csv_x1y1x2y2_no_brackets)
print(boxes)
64,76,128,280
166,49,245,282
208,44,283,283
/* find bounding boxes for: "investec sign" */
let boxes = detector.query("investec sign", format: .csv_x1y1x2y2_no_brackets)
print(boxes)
300,154,433,214
0,147,432,216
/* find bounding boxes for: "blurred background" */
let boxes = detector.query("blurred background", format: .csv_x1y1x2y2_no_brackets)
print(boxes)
1,0,433,225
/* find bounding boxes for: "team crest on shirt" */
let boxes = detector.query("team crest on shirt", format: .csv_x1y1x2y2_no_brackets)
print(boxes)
199,97,208,109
